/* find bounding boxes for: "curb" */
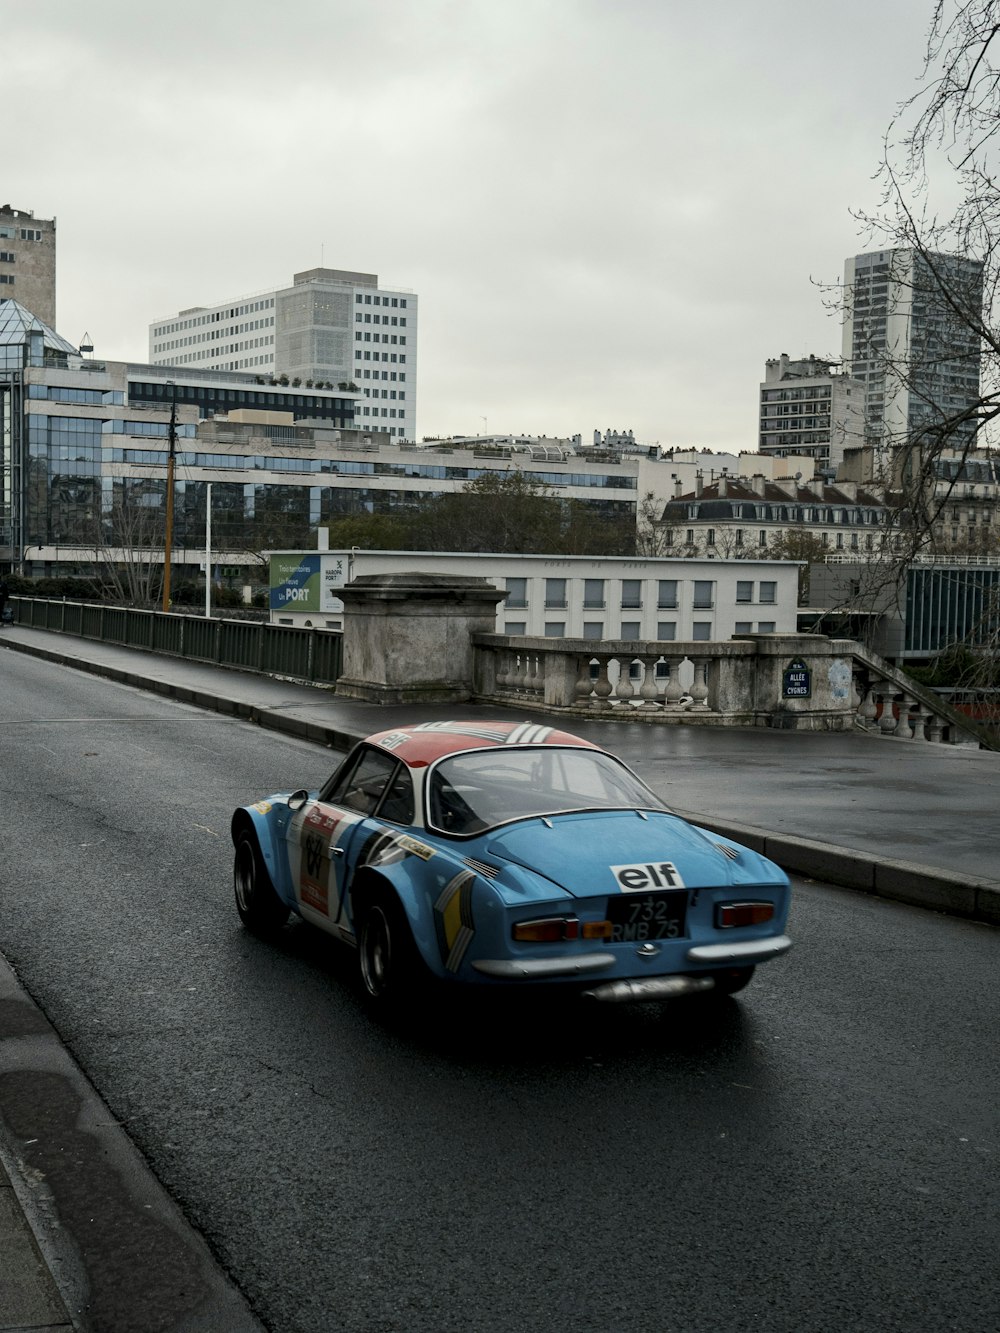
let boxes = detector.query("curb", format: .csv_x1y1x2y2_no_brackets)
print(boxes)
0,955,264,1332
2,633,998,929
673,810,1000,928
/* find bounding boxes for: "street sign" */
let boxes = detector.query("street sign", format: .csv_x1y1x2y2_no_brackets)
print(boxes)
783,658,812,699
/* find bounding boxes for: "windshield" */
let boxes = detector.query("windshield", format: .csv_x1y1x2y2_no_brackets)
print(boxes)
426,746,668,835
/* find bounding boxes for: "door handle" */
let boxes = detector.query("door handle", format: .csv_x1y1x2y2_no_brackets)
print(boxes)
331,846,345,858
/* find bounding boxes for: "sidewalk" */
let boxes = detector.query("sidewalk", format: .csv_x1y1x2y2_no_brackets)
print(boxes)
0,620,998,1329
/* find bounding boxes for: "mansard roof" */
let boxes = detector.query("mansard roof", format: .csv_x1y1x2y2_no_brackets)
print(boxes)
662,476,886,522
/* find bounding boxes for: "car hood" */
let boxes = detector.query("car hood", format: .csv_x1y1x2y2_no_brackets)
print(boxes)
483,809,777,898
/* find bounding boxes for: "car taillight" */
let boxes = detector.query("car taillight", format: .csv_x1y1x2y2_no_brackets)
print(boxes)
581,920,613,941
512,917,579,942
716,901,775,928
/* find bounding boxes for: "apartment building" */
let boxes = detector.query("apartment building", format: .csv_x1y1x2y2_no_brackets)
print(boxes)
149,267,417,442
658,474,892,559
0,205,56,326
842,248,983,459
0,298,367,574
758,353,865,471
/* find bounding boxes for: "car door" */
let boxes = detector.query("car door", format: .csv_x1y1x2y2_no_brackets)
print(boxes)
286,747,408,937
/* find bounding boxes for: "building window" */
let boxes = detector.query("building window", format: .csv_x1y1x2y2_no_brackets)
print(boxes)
757,621,776,633
706,529,716,547
504,622,526,635
759,581,776,604
734,621,753,634
505,576,527,608
544,578,567,609
735,529,744,546
583,621,604,640
736,580,753,603
656,622,677,640
621,578,642,609
620,621,641,640
686,529,695,545
759,530,767,547
692,622,712,641
583,578,605,609
657,579,678,609
544,622,565,638
692,580,714,609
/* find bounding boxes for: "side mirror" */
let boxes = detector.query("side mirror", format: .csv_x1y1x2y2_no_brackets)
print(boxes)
287,789,310,811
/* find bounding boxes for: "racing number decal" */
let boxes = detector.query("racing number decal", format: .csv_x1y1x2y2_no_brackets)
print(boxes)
610,862,686,892
298,806,358,916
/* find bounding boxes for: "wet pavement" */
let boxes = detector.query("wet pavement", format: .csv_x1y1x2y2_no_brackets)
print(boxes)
0,619,997,1331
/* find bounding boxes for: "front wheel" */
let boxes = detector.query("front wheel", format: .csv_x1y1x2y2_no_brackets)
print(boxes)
234,830,289,936
356,890,423,1008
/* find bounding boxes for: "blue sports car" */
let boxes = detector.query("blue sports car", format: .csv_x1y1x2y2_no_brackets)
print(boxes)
232,721,792,1005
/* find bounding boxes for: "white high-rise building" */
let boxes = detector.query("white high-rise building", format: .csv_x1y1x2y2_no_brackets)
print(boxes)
841,247,982,459
150,268,417,442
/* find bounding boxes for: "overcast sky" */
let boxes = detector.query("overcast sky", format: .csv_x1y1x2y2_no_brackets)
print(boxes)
7,0,934,448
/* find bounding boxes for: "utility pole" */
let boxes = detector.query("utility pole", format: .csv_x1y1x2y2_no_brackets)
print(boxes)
204,482,212,618
162,388,177,612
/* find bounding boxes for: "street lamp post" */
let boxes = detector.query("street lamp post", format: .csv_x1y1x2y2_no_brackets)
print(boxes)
161,390,176,613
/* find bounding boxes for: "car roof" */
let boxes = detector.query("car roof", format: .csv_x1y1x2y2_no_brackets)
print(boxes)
367,721,601,767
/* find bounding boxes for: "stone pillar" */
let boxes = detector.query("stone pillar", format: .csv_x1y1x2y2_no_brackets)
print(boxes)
748,634,858,731
336,573,507,705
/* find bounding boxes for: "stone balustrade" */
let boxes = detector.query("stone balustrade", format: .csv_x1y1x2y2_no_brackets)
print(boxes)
473,633,979,743
852,672,957,744
474,634,868,731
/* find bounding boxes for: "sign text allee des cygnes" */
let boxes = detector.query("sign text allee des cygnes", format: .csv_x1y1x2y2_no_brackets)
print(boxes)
782,658,812,699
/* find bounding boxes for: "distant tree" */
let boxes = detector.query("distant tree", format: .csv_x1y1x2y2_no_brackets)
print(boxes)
635,491,678,556
416,470,563,553
325,512,416,550
559,500,636,556
766,529,830,603
843,0,1000,557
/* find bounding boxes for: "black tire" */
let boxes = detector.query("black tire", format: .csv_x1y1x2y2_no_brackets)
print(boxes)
356,888,422,1008
709,965,755,996
234,830,289,936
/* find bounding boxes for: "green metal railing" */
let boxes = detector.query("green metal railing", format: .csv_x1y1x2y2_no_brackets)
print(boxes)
9,597,343,686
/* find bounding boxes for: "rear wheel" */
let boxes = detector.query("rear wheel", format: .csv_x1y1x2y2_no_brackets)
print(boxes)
356,889,422,1008
234,830,289,936
709,965,755,996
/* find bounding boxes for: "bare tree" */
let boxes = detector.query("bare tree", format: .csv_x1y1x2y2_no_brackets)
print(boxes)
810,3,1000,677
92,478,166,606
849,1,1000,539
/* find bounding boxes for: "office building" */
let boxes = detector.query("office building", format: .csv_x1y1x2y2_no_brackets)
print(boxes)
0,298,368,575
758,353,865,472
268,548,799,639
149,267,417,442
842,248,983,459
0,204,56,326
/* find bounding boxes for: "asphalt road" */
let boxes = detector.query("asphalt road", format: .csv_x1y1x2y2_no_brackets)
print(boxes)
1,653,998,1333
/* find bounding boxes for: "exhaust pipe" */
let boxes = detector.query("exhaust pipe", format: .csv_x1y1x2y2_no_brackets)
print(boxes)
583,975,717,1003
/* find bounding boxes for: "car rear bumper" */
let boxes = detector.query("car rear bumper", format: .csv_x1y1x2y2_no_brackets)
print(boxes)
686,935,792,964
469,933,792,982
472,952,616,979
